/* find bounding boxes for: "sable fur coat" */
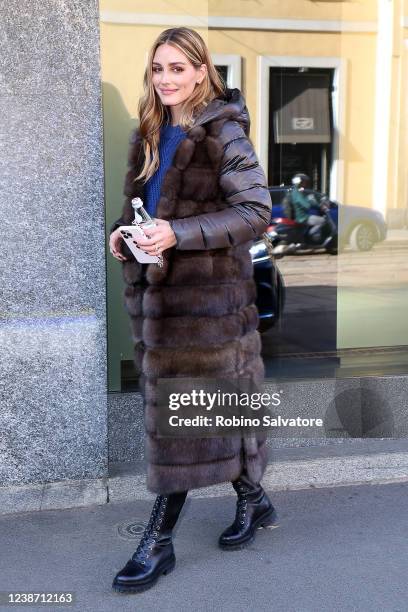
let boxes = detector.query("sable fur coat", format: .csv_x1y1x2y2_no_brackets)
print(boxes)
110,88,272,494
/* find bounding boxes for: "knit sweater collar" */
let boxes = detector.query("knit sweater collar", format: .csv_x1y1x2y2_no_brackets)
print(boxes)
160,121,185,140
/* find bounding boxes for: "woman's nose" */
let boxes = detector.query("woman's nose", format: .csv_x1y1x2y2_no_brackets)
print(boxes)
159,70,172,84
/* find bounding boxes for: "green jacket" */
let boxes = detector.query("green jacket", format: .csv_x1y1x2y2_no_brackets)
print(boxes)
285,188,319,224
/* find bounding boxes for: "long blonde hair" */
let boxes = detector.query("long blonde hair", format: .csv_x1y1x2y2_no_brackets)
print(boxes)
135,27,226,182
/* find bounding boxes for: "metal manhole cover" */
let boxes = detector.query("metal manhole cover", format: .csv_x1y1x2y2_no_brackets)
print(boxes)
116,520,148,540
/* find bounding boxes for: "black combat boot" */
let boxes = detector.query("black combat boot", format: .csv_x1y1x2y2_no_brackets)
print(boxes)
112,491,188,593
218,473,277,550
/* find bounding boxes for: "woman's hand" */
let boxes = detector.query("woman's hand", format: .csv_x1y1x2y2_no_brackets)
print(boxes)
134,219,177,255
109,227,130,262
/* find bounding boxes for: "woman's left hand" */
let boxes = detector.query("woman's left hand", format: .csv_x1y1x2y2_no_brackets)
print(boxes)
135,218,177,255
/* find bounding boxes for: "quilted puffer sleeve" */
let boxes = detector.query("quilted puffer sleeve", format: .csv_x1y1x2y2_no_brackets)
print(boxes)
169,120,272,250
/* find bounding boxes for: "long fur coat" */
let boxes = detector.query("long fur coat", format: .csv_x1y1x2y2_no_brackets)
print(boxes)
111,88,272,494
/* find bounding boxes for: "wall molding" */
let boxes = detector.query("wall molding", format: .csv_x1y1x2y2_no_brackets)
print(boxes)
100,12,377,33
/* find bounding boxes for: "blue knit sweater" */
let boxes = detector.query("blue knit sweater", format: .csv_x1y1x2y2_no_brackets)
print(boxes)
144,123,187,217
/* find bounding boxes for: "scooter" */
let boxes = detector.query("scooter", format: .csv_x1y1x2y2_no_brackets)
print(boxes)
266,206,338,257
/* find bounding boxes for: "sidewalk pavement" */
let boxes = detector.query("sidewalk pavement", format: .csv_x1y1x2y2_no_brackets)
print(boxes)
1,475,408,611
386,229,408,242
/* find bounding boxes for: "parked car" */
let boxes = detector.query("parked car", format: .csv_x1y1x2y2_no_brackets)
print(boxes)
250,235,285,333
268,187,387,251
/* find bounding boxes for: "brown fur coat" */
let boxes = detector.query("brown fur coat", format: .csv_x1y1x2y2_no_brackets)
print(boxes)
111,88,272,493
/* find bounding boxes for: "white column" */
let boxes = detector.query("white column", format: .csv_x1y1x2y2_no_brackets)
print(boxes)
372,0,394,216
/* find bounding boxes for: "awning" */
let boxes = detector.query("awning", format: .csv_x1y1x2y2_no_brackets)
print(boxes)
272,73,332,144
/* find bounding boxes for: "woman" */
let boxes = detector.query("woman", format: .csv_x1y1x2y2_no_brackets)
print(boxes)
109,27,276,594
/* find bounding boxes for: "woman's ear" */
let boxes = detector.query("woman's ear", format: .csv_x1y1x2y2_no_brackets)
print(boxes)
197,64,207,84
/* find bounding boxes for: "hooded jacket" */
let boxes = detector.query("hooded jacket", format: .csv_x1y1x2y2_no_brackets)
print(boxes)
110,87,272,494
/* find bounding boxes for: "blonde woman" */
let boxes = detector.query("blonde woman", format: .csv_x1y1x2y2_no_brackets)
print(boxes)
109,27,276,594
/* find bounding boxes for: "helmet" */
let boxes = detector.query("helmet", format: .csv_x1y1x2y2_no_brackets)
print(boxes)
291,173,311,188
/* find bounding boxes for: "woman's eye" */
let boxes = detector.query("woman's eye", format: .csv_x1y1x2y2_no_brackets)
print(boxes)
152,67,184,73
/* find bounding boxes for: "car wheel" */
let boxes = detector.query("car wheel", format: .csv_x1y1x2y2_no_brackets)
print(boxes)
349,223,377,251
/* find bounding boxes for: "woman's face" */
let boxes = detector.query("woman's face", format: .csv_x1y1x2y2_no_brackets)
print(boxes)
151,43,206,112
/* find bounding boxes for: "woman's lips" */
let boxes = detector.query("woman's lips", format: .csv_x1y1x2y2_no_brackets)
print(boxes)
160,90,178,94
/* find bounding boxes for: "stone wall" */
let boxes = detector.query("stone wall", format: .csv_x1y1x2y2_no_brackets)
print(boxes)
0,0,107,486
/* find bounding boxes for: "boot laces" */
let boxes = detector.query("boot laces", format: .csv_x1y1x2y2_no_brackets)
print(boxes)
236,483,248,525
132,496,168,565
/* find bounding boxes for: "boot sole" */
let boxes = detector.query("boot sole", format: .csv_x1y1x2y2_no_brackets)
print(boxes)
218,507,278,551
112,558,176,594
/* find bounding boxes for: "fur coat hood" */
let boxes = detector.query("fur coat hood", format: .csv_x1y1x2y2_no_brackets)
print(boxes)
191,87,251,134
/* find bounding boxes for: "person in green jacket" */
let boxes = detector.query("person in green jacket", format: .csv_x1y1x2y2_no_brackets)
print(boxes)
283,173,326,235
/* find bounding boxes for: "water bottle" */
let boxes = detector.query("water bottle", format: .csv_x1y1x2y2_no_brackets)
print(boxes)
131,197,155,228
130,197,163,268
